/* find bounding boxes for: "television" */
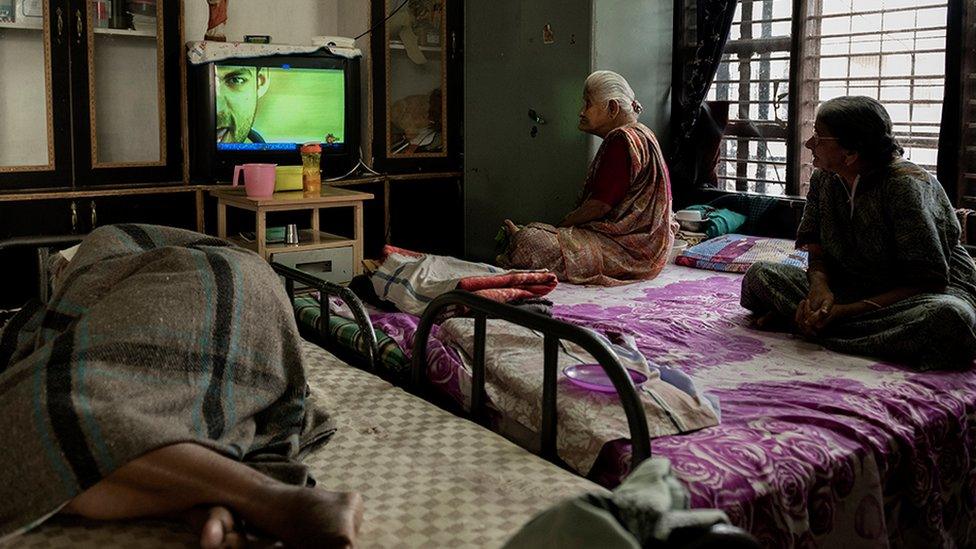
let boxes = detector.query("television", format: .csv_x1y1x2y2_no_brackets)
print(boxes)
189,52,361,182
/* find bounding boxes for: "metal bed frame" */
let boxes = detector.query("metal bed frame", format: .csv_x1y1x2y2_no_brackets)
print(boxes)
2,238,653,473
270,265,653,472
0,234,761,548
410,290,653,472
0,235,87,305
272,262,381,373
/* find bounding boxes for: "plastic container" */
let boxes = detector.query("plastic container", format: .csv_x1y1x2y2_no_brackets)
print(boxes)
93,0,111,27
300,142,322,195
563,364,648,394
675,209,706,232
675,209,704,222
274,165,303,192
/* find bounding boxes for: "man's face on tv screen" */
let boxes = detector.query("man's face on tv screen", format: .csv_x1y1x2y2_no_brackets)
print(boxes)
215,66,270,143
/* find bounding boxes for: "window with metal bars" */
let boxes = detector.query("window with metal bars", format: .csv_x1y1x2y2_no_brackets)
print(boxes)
693,0,950,197
955,1,976,206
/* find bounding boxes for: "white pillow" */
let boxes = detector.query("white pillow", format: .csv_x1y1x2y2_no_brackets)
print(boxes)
48,244,81,293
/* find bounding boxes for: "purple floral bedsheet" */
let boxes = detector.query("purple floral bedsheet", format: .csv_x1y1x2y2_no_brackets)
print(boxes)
370,264,976,547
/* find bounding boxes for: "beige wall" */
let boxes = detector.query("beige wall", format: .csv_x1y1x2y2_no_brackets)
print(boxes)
337,0,372,162
183,0,340,45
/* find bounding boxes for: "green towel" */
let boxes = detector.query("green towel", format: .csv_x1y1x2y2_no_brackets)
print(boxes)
503,457,729,548
686,205,747,238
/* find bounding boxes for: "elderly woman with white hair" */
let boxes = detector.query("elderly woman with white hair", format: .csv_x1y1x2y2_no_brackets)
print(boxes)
496,70,676,286
742,95,976,369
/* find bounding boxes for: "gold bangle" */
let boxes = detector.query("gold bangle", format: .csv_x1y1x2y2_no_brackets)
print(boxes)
861,299,883,310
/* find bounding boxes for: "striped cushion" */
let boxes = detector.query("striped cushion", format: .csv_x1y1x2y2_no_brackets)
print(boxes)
293,296,410,380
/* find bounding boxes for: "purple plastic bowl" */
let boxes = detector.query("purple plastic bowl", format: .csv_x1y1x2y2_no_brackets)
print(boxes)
563,363,648,394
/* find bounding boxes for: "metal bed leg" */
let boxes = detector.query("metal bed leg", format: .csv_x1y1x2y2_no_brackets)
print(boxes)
541,334,559,461
472,314,487,424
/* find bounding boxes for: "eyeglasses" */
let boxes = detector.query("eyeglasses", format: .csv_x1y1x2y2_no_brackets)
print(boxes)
809,134,839,146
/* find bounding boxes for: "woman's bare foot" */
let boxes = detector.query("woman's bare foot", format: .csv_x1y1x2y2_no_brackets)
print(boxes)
503,219,520,237
752,311,791,332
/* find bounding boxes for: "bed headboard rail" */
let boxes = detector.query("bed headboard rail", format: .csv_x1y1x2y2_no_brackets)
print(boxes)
272,262,380,372
0,234,86,305
410,290,652,471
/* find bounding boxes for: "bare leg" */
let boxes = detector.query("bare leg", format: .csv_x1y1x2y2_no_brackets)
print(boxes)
63,443,363,549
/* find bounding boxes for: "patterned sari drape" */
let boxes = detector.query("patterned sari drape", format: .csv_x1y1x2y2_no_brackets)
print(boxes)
670,0,738,202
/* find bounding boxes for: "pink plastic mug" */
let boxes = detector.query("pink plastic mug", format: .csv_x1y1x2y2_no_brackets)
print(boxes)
233,163,277,198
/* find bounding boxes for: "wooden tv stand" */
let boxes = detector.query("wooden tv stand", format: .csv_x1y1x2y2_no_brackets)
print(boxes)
210,186,374,274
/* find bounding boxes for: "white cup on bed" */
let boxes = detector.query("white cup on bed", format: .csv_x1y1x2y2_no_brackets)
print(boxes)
669,239,688,263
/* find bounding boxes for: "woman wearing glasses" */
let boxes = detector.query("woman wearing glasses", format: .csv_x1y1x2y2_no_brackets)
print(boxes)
742,95,976,369
496,70,676,286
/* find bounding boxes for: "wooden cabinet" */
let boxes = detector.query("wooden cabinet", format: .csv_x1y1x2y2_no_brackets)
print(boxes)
362,1,464,257
0,187,202,308
0,0,184,191
327,172,464,258
0,0,189,307
369,0,462,173
387,173,463,256
0,0,73,190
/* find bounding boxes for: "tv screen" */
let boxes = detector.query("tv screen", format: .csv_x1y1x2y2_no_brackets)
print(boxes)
214,65,345,152
188,52,360,182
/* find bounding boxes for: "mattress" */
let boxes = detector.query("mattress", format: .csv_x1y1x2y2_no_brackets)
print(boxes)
550,264,976,546
304,262,976,547
12,340,600,548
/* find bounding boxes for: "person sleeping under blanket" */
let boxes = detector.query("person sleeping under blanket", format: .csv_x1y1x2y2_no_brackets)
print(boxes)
496,70,678,286
0,224,361,548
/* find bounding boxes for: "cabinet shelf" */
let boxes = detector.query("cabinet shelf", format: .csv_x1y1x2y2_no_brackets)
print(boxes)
93,27,156,38
230,230,354,255
0,22,155,37
388,40,441,53
0,19,43,30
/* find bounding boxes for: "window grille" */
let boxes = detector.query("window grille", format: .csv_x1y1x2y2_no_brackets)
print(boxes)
692,0,951,197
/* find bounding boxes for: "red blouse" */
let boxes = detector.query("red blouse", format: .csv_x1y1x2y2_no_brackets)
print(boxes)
584,135,632,209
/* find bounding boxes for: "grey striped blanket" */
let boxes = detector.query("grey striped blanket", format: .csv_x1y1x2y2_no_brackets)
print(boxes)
0,224,331,540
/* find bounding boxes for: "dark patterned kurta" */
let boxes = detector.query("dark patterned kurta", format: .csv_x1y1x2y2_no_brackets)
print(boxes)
742,159,976,368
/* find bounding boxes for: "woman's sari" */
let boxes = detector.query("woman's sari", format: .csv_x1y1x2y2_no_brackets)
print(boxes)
499,123,675,286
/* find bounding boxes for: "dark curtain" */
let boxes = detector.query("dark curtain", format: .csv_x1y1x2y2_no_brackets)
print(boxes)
936,0,963,204
670,0,738,206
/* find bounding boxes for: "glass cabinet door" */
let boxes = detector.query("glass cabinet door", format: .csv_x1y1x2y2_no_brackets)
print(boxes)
86,0,164,166
0,0,57,173
384,0,448,159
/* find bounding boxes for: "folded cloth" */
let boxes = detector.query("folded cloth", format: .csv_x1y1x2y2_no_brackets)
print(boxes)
503,457,730,548
456,272,558,303
370,245,557,316
509,298,554,317
676,230,708,246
